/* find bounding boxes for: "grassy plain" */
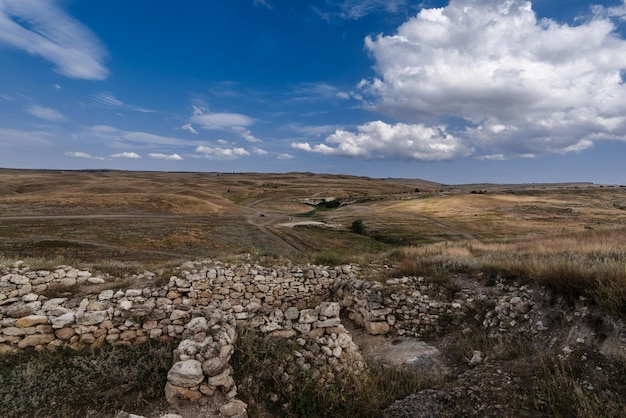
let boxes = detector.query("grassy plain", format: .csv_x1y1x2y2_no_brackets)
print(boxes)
2,168,626,417
2,168,625,264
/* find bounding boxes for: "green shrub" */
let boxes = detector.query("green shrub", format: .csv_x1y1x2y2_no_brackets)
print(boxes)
351,219,366,235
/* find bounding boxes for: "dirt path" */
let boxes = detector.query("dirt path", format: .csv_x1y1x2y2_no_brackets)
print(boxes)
242,199,301,252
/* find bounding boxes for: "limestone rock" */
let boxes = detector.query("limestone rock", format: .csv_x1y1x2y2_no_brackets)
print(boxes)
6,302,35,318
319,302,340,318
18,334,55,348
202,357,229,377
364,321,390,335
299,309,318,324
164,382,203,404
219,399,248,417
168,360,204,388
51,312,75,328
76,310,108,326
15,315,48,328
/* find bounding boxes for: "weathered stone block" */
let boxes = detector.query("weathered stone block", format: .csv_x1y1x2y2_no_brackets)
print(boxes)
18,334,55,348
168,360,204,388
15,315,48,328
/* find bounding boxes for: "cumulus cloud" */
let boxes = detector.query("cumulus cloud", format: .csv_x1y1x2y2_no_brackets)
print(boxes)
190,105,254,131
111,152,141,159
0,0,108,79
148,153,183,161
252,147,268,156
26,105,65,121
357,0,626,158
195,145,250,160
65,151,104,160
277,153,293,160
293,120,472,161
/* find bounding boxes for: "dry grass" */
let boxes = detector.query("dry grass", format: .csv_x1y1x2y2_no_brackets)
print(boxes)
389,228,626,316
232,327,440,418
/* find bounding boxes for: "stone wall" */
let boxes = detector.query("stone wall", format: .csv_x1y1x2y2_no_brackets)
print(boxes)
0,260,346,352
337,276,471,337
2,258,625,416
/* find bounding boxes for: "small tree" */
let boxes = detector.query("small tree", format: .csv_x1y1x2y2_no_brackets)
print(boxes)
351,219,366,234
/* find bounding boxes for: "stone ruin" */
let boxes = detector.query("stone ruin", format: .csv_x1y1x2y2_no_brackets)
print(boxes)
2,258,625,417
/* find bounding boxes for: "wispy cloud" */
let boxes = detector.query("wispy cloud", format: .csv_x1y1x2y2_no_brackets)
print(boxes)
312,0,408,21
90,92,123,107
89,91,158,113
276,153,293,160
148,153,183,161
0,128,54,146
111,152,141,159
181,123,199,135
65,151,104,160
82,125,206,148
0,0,108,79
26,105,65,121
253,0,272,10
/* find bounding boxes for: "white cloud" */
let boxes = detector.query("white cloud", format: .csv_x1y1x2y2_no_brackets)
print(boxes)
0,128,53,146
111,152,141,159
358,0,626,157
82,125,204,147
276,153,293,160
282,123,343,137
148,153,183,161
65,151,104,160
190,106,255,131
181,123,199,135
195,145,250,160
253,0,272,10
90,92,123,107
313,0,408,21
252,147,268,156
26,105,65,121
292,120,472,161
239,129,262,143
0,0,108,79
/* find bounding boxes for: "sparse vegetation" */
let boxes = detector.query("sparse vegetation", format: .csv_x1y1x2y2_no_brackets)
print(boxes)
232,327,438,418
0,341,175,418
388,228,626,317
525,350,626,417
312,249,347,266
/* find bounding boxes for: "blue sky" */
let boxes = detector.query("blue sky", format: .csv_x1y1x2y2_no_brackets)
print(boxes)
1,0,626,184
